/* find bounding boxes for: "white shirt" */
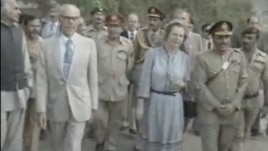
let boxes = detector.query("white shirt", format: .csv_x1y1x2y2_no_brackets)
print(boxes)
60,33,76,71
127,30,137,40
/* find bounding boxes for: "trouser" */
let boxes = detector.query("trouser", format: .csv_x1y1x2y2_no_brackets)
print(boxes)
200,124,236,151
1,109,25,151
232,97,260,151
95,100,123,151
129,85,144,132
121,86,131,128
23,99,41,151
48,120,86,151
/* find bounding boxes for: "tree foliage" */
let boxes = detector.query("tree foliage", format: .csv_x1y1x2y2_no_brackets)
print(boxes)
21,0,253,31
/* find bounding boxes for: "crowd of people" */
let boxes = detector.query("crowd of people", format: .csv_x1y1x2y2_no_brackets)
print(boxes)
1,0,268,151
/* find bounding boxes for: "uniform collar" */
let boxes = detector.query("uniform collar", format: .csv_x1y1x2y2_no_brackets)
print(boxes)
105,35,123,45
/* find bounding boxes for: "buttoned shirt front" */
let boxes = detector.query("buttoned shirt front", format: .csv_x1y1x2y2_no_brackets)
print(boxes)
96,36,134,101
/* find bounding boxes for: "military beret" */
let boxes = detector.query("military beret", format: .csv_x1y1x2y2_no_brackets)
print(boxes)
209,21,233,36
105,14,124,25
90,7,104,15
147,6,165,19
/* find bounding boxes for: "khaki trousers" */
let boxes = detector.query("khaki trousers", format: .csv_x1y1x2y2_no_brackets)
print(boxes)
48,120,86,151
95,100,123,151
200,124,236,151
23,99,41,151
1,109,25,151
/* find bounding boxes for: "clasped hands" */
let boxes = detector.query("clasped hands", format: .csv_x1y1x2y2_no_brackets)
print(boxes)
215,103,236,118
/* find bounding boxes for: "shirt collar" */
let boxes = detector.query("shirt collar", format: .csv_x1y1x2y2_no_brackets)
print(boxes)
61,33,77,44
128,30,137,35
105,36,123,45
1,20,16,27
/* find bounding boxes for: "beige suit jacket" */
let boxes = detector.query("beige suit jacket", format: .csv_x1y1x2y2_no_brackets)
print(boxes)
36,33,98,122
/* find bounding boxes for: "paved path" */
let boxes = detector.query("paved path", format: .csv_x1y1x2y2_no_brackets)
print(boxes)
39,119,268,151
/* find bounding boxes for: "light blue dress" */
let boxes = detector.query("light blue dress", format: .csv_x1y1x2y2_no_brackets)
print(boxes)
137,47,190,151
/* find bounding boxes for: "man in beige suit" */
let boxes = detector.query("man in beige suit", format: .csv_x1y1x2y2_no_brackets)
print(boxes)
192,21,248,151
1,1,33,151
95,13,134,151
36,4,98,151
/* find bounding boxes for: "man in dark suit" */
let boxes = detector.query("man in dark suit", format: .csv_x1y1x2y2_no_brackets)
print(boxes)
121,13,139,41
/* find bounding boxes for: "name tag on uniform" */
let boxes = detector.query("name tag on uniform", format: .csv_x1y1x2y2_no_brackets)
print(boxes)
222,61,230,70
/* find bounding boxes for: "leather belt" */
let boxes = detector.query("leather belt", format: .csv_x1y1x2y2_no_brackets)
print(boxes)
243,92,259,99
151,89,179,96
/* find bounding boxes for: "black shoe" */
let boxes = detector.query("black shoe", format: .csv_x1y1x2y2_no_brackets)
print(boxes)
251,129,262,137
129,129,137,135
96,143,104,151
193,130,200,136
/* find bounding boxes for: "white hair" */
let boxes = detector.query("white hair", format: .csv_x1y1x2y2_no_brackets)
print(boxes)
59,4,80,16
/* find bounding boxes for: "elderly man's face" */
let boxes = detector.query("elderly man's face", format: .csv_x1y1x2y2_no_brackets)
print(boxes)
59,7,80,36
2,0,21,23
128,14,139,31
248,17,260,29
49,9,59,22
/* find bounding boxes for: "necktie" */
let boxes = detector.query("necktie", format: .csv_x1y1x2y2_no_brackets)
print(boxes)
208,41,211,50
130,31,134,41
151,32,156,44
63,39,73,79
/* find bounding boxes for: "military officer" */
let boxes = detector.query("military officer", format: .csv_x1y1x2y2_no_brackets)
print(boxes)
191,21,248,151
232,27,268,151
95,13,134,151
129,6,165,138
84,7,107,40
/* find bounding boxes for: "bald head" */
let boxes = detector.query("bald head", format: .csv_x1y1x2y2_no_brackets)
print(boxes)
1,0,21,24
172,8,191,33
59,4,80,17
247,16,260,29
59,4,81,37
127,13,139,31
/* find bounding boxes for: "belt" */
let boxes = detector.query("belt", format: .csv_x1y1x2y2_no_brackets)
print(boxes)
243,92,259,99
151,89,178,96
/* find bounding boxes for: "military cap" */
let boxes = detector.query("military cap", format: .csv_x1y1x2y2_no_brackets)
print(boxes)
209,21,233,36
90,7,104,15
147,6,165,19
105,14,124,25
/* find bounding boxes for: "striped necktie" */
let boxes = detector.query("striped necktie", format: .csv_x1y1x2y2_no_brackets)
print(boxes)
63,39,73,79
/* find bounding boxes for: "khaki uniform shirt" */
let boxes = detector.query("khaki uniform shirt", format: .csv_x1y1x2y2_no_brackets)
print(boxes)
244,49,268,94
26,36,43,98
192,49,248,124
97,36,134,101
84,25,108,40
131,27,164,83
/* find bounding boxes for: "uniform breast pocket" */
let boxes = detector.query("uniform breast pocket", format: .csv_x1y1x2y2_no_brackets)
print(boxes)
230,61,241,73
251,62,264,74
117,50,128,61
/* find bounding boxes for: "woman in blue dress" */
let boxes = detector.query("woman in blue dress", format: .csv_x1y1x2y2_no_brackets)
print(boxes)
137,22,191,151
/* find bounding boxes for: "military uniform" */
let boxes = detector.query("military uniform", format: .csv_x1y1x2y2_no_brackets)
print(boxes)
232,48,268,150
129,7,165,135
84,7,108,40
95,14,134,151
23,36,43,151
192,21,248,151
84,25,108,40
